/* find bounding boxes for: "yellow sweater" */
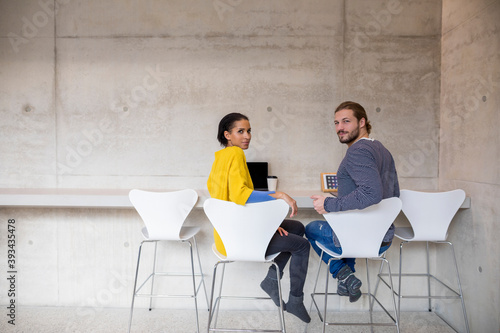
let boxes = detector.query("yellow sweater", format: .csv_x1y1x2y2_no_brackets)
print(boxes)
207,146,254,255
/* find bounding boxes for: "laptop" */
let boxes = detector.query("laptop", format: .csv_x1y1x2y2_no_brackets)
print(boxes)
247,162,269,191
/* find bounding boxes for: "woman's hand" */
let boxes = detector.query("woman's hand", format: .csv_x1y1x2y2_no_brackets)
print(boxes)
277,227,289,236
270,191,298,217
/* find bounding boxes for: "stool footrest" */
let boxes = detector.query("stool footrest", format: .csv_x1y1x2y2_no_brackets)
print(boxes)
377,272,463,298
310,292,398,327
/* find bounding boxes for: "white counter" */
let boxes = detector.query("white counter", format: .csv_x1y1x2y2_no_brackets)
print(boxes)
0,188,471,209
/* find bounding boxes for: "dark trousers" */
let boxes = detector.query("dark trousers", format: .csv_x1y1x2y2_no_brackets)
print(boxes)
265,219,310,297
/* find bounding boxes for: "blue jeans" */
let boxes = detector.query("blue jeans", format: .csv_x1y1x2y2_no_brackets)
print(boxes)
305,220,391,278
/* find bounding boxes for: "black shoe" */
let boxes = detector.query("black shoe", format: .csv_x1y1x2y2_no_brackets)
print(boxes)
286,294,311,323
260,277,286,310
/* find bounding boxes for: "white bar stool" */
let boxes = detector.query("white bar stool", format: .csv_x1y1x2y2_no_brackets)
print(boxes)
128,189,209,333
203,198,289,333
376,189,469,333
310,197,402,333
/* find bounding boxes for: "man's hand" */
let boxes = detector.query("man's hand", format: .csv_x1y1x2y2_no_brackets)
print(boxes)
311,195,327,214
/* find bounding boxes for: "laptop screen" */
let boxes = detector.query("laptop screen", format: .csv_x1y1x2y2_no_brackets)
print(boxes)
247,162,269,191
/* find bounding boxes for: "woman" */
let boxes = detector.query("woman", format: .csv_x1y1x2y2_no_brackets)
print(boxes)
207,112,311,323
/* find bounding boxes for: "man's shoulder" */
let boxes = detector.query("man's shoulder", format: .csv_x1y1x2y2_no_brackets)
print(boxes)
352,138,389,151
347,139,395,162
348,138,377,152
354,138,378,146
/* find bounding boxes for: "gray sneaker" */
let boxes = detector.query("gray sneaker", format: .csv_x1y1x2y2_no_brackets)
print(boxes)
337,279,349,296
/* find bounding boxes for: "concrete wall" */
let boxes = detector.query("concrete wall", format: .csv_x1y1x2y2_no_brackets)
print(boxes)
438,0,500,332
0,0,441,191
0,0,497,332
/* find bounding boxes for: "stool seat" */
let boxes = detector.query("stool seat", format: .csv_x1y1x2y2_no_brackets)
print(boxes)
393,227,414,240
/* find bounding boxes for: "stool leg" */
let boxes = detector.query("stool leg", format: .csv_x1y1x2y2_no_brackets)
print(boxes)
311,250,324,298
426,241,432,312
213,262,227,330
207,262,221,332
187,240,200,333
371,253,386,310
384,258,400,333
366,258,374,331
148,241,158,311
446,241,470,333
322,258,333,333
398,241,407,324
272,261,286,333
309,250,325,321
128,241,144,333
193,236,209,309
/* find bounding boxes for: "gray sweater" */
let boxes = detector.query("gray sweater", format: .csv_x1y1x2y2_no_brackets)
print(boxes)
324,138,400,246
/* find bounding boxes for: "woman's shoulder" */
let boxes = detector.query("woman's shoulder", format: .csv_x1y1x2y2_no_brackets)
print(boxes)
214,147,246,163
217,146,244,157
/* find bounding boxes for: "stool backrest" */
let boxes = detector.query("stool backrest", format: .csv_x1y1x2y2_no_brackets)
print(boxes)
203,198,289,262
129,189,198,240
323,197,402,258
399,189,466,241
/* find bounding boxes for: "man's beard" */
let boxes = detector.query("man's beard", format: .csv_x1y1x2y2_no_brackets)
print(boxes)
337,126,360,144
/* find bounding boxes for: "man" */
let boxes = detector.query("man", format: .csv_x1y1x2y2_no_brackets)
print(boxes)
305,101,399,302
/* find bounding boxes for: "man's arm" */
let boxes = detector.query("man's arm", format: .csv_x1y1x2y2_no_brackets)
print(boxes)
324,147,383,212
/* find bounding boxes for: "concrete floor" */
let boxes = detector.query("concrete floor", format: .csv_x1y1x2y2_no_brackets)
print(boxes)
1,306,455,333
